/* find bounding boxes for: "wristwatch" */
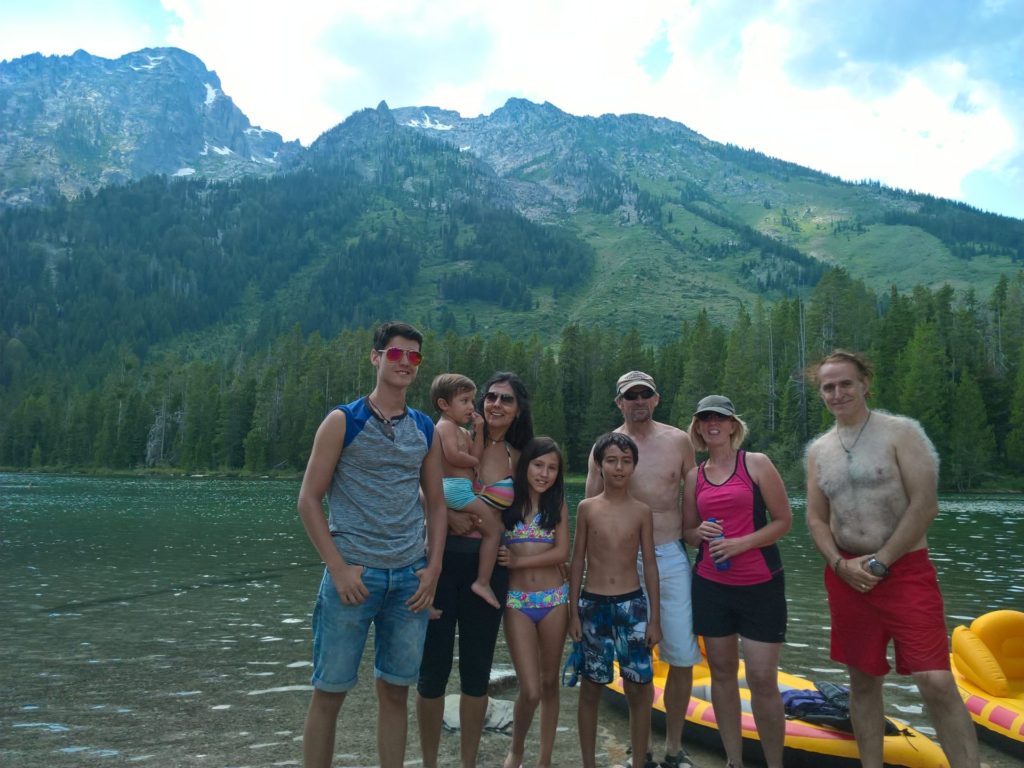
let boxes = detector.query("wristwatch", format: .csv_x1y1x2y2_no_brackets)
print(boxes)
866,557,890,578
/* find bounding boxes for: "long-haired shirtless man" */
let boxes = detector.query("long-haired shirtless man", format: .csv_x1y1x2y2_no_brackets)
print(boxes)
805,349,978,768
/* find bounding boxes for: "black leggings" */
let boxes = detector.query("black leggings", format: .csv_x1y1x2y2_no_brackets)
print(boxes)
417,544,509,699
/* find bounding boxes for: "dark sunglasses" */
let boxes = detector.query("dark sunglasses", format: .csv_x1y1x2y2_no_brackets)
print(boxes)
621,388,656,401
697,411,731,421
377,347,423,366
484,391,516,405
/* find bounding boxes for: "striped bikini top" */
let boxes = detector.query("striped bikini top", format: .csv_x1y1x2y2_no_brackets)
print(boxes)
475,441,515,510
504,513,555,545
476,475,514,510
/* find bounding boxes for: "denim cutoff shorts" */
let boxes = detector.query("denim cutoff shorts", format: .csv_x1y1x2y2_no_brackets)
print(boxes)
310,556,429,692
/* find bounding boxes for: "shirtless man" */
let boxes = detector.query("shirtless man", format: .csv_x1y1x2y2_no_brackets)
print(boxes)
805,350,979,768
585,371,702,768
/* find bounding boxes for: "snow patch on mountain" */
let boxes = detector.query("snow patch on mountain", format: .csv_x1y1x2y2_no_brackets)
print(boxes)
129,55,164,72
406,113,454,131
204,83,219,106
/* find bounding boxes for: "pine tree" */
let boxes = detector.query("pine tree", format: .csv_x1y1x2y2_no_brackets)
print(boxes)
870,287,915,411
558,324,589,471
948,373,995,489
1003,271,1024,370
899,323,952,471
531,347,566,447
768,298,814,470
720,306,764,445
804,267,876,356
671,310,725,427
1005,347,1024,472
654,329,687,423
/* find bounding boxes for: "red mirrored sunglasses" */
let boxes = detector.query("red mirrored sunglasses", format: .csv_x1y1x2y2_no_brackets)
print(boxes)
377,347,423,366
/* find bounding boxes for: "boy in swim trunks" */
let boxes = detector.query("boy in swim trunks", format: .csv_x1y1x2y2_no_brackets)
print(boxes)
570,432,662,768
586,370,701,768
431,373,503,609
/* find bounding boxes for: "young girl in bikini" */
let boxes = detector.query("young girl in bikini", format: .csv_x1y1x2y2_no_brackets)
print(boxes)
498,437,570,768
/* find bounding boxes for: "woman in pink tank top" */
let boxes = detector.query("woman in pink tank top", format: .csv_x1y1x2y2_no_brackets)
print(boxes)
681,395,792,768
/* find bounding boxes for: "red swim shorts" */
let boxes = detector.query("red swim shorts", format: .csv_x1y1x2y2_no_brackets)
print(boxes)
825,548,950,676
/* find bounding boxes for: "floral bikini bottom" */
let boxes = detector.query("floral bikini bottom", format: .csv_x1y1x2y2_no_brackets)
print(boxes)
506,582,569,625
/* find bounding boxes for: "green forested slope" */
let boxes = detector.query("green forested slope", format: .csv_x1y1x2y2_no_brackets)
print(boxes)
2,104,1024,483
3,266,1024,489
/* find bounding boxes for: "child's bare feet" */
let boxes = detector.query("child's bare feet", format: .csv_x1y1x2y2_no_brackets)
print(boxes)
471,581,501,609
501,751,522,768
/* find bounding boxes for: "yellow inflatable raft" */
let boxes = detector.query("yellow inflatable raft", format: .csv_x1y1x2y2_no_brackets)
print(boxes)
950,609,1024,758
606,653,948,768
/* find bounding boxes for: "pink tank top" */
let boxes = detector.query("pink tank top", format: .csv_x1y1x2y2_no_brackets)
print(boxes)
694,450,783,586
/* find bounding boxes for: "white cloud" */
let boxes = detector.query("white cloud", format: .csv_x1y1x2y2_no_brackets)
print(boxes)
651,17,1017,206
161,0,357,142
472,2,680,118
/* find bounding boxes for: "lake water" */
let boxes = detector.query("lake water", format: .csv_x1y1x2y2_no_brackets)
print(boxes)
1,474,1022,767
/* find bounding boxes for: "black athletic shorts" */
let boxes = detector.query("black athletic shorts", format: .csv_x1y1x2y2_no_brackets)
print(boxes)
692,571,786,643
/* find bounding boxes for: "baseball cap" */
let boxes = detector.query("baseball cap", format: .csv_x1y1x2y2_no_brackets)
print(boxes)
695,394,735,416
615,371,658,397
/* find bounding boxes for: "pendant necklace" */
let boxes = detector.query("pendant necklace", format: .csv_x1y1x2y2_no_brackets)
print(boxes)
837,411,871,461
366,394,398,442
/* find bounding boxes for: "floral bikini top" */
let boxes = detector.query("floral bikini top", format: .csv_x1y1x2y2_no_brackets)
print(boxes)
504,513,556,545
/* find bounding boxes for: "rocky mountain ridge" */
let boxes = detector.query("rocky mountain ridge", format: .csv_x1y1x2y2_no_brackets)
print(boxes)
0,45,985,233
389,99,820,222
0,47,300,207
2,46,1019,317
391,100,704,221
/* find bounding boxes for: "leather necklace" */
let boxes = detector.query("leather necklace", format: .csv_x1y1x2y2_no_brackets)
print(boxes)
366,394,401,441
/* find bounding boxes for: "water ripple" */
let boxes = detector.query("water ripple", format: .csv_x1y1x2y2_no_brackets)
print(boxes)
13,722,70,732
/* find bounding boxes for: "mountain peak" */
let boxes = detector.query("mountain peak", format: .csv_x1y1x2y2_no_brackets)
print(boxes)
303,103,401,170
336,103,398,135
0,47,298,207
487,98,569,130
499,97,564,115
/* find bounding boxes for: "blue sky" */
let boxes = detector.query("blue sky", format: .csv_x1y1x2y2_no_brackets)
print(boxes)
2,0,1022,219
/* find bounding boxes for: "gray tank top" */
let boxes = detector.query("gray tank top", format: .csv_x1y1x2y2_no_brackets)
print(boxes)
327,397,435,569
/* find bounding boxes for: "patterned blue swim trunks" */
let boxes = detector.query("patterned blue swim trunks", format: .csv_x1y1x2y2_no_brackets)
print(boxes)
577,588,652,684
